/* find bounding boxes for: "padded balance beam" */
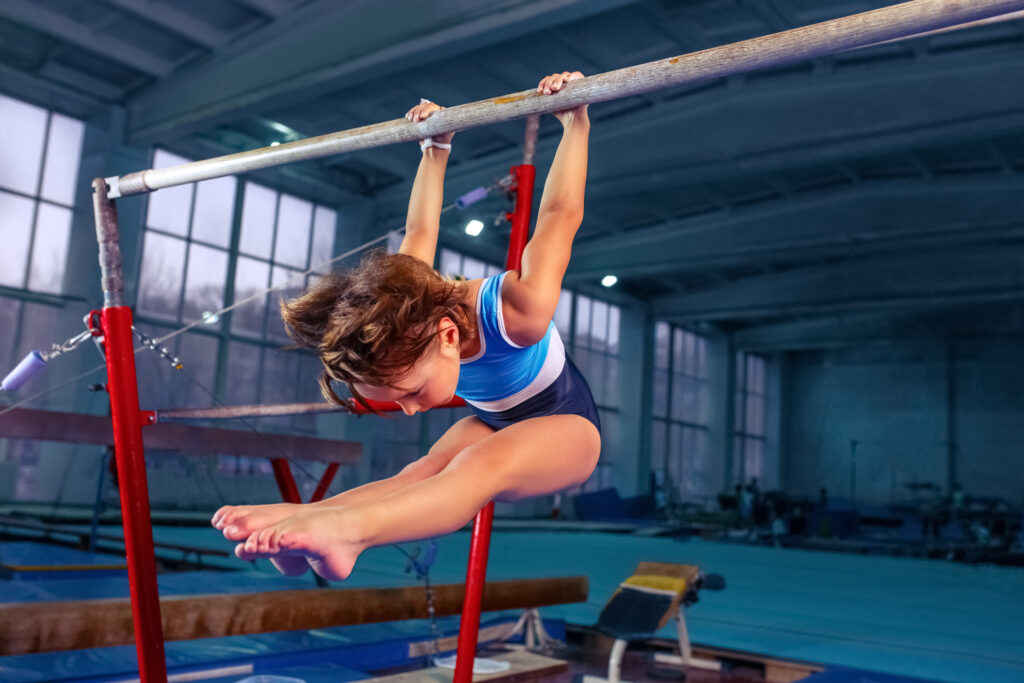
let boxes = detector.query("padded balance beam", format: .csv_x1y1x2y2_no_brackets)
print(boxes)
0,575,588,656
0,407,361,464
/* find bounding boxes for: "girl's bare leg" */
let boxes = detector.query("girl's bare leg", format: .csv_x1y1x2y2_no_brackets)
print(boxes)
240,414,600,580
215,417,495,540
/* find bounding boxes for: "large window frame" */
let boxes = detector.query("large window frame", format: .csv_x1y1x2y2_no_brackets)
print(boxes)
0,93,84,299
734,352,768,484
650,322,712,507
133,150,339,449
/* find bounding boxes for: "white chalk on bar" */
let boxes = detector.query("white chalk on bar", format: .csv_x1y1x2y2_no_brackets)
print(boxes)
1,351,48,392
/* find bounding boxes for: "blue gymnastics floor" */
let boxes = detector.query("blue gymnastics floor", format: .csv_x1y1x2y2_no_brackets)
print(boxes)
2,525,1022,682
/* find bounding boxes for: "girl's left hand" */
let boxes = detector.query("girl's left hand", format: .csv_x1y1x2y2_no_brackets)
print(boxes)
537,71,588,125
405,99,454,144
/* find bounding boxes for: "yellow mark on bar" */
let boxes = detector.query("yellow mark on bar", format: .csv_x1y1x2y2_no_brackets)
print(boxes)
493,94,530,104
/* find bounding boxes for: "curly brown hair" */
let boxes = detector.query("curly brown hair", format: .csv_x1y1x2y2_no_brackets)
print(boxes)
280,250,476,412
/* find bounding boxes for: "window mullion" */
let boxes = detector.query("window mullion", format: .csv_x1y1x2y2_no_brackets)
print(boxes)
21,112,53,290
261,192,283,338
213,181,248,399
174,181,200,325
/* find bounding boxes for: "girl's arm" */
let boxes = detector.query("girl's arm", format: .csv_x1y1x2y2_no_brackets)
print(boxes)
504,71,589,345
399,100,453,266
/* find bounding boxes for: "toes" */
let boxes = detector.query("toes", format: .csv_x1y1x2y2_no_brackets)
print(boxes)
243,531,261,556
222,524,247,541
235,543,257,561
212,506,233,529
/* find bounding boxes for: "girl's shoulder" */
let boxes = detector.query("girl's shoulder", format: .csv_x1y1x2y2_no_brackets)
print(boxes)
455,276,487,308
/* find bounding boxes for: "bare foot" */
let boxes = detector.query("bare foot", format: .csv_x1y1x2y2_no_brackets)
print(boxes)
234,543,310,577
212,502,302,541
241,508,368,581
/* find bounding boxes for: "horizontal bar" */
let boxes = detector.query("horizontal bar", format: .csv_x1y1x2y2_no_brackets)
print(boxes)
105,0,1024,197
867,7,1024,46
0,575,589,655
155,396,467,420
0,407,361,464
157,402,344,420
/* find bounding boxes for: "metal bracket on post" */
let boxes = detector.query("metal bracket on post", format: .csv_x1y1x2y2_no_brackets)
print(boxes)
104,175,123,200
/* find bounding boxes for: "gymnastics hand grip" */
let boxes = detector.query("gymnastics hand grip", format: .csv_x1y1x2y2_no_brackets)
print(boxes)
456,186,488,209
1,351,47,391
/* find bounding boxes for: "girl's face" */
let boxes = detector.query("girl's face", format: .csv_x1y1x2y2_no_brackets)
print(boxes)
353,319,461,416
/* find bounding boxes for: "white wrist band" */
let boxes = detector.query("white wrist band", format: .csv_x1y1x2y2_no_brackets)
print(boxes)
416,101,451,151
420,138,451,152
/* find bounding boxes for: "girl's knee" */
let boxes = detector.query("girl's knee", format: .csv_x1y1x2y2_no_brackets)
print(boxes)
400,451,449,478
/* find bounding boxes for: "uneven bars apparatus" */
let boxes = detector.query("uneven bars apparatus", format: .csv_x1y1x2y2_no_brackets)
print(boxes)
90,2,1024,681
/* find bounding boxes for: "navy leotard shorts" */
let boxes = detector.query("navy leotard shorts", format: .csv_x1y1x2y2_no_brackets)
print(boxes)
465,356,601,433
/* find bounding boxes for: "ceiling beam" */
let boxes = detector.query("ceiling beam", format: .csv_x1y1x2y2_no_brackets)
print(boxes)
125,0,641,144
651,245,1024,323
0,62,103,118
566,175,1024,280
0,0,176,77
732,303,1024,351
103,0,229,49
232,0,293,19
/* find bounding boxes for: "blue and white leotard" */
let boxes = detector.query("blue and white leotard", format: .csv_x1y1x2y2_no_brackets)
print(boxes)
455,272,600,432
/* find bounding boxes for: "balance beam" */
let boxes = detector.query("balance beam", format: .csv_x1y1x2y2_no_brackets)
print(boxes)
0,407,361,464
0,575,587,656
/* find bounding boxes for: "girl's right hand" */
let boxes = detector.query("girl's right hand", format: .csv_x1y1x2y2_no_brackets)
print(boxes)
537,71,588,127
405,99,454,145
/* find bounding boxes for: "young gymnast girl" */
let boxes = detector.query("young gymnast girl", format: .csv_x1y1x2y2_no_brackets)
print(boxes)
212,71,599,581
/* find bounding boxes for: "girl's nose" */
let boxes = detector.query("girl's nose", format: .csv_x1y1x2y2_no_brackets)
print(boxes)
398,401,416,416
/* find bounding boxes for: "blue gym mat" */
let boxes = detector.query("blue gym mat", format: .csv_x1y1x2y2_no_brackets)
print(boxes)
0,541,127,580
2,525,1022,682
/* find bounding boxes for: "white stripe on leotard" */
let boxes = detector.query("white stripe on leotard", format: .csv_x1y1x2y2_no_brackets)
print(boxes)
464,330,565,413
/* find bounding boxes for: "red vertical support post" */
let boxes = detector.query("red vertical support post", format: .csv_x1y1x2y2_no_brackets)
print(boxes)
271,458,302,504
311,463,340,503
453,116,538,683
92,179,168,683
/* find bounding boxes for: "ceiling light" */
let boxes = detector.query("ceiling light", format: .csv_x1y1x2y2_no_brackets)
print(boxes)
601,275,618,288
465,219,484,236
270,141,281,147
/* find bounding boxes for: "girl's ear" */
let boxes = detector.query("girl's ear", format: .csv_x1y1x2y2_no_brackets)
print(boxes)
438,317,460,351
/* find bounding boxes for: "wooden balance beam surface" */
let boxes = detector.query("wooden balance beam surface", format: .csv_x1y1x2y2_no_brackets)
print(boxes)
0,576,588,656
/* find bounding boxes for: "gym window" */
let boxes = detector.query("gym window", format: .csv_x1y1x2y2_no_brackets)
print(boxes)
734,352,768,482
0,93,84,296
134,150,336,434
650,323,712,505
439,248,502,281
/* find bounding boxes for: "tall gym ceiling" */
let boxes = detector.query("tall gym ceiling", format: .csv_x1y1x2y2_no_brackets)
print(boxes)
2,0,1023,349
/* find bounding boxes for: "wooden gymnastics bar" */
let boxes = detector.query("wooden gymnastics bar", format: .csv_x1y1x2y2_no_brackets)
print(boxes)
154,395,467,420
0,406,362,464
103,0,1024,198
0,575,588,656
